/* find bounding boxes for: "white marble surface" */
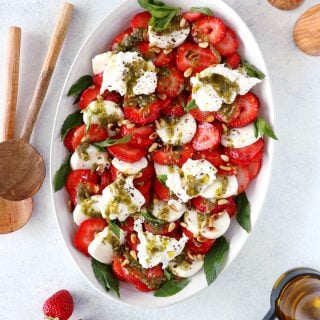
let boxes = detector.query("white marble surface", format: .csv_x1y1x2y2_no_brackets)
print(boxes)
0,0,320,319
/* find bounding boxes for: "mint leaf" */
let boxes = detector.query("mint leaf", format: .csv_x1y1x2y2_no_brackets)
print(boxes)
92,259,120,297
241,59,265,80
204,236,229,285
53,155,71,192
94,135,132,150
157,174,167,185
190,7,214,16
154,279,189,297
67,75,93,97
109,220,120,238
235,192,251,233
140,211,167,225
60,111,83,139
254,117,278,140
184,99,197,112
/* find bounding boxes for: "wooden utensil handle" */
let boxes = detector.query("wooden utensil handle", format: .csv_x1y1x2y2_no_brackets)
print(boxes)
20,2,73,142
1,26,21,142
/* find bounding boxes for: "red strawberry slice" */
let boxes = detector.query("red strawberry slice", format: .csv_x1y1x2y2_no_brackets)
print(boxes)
189,107,215,122
93,73,103,87
224,138,264,166
112,254,128,281
215,101,241,124
176,42,220,74
63,125,81,153
156,67,184,98
120,125,155,148
211,196,236,214
73,218,108,255
110,28,133,50
100,170,112,191
224,197,237,218
107,143,147,163
226,52,241,69
42,290,74,320
183,12,205,22
236,166,250,193
247,160,262,180
79,86,100,110
102,90,122,105
154,178,170,201
192,122,222,151
215,27,239,57
144,221,179,236
152,144,194,166
71,124,108,150
192,16,226,45
251,149,263,162
70,181,100,206
66,169,99,195
161,93,187,117
183,228,216,254
134,161,155,184
228,92,260,128
191,196,214,213
131,11,151,29
134,179,152,195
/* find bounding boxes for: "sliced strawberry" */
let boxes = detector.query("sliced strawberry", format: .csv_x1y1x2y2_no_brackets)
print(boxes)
73,218,108,255
191,196,214,213
66,170,99,195
134,179,152,195
112,255,128,281
144,221,179,236
152,143,194,166
211,196,235,214
161,93,187,117
228,92,260,128
156,67,184,98
225,197,237,218
110,164,118,181
123,100,162,125
183,228,216,254
189,107,215,122
110,28,133,50
126,231,140,251
63,125,81,153
71,124,108,150
183,11,205,22
70,181,100,206
79,86,100,110
192,16,226,45
107,143,147,163
251,149,263,162
192,122,222,151
134,162,155,184
226,52,241,69
215,27,239,57
101,90,122,105
154,178,170,201
142,190,151,205
215,101,241,124
100,170,112,191
120,125,154,148
247,160,262,180
176,42,220,74
131,11,151,29
236,166,250,193
92,73,103,87
224,139,264,166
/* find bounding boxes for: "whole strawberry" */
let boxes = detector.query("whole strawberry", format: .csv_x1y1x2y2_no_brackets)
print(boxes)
42,289,74,320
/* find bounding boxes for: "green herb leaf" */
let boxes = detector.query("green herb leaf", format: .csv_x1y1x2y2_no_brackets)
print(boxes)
92,258,120,297
154,279,190,297
67,75,93,97
53,155,71,192
138,0,180,32
241,59,265,80
109,220,120,238
235,192,251,233
140,211,167,225
60,111,83,139
190,7,214,16
164,269,173,281
254,117,278,140
204,236,229,285
94,135,132,150
184,99,197,112
157,174,167,185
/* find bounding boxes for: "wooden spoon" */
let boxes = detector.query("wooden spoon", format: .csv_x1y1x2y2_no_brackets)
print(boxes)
268,0,304,10
0,26,33,234
0,2,73,202
293,4,320,56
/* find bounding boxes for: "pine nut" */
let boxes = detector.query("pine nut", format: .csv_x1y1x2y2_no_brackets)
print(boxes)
196,254,204,260
130,250,137,260
184,67,193,78
148,142,158,152
219,165,231,171
218,199,229,205
168,222,176,233
198,41,209,48
130,233,137,244
97,94,104,100
163,48,173,55
126,123,135,129
180,222,187,228
143,30,149,42
169,204,178,212
117,119,124,127
220,155,229,162
155,120,161,130
121,259,129,267
222,124,228,133
208,216,214,228
180,17,187,28
200,220,207,230
196,235,207,243
159,118,166,127
157,93,167,100
204,115,215,122
152,47,161,53
149,132,158,140
188,251,196,261
122,119,130,125
67,200,73,212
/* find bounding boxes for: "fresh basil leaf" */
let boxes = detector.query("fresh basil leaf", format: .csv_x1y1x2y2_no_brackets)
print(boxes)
184,99,197,112
164,269,173,281
109,220,120,238
235,192,251,233
254,117,278,140
154,279,189,297
204,236,229,285
92,258,120,297
67,75,93,97
94,135,132,149
241,59,265,80
157,174,167,185
140,211,167,225
53,155,71,192
60,111,83,139
190,7,214,16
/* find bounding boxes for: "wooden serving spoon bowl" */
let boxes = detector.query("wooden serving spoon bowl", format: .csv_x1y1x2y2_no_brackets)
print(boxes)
268,0,304,10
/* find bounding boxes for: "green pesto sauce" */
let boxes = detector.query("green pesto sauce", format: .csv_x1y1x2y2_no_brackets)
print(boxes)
76,182,93,203
124,94,157,108
103,179,138,219
156,205,170,220
113,29,144,53
163,117,180,142
214,176,229,197
80,198,101,218
218,102,239,123
154,15,186,36
89,100,120,128
201,74,239,103
103,228,120,249
179,170,210,197
76,142,90,161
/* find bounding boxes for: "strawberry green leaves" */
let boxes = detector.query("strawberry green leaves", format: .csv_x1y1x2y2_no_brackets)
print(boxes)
254,117,278,140
235,192,251,233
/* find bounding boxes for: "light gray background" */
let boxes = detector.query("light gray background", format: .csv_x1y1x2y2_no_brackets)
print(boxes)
0,0,320,319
